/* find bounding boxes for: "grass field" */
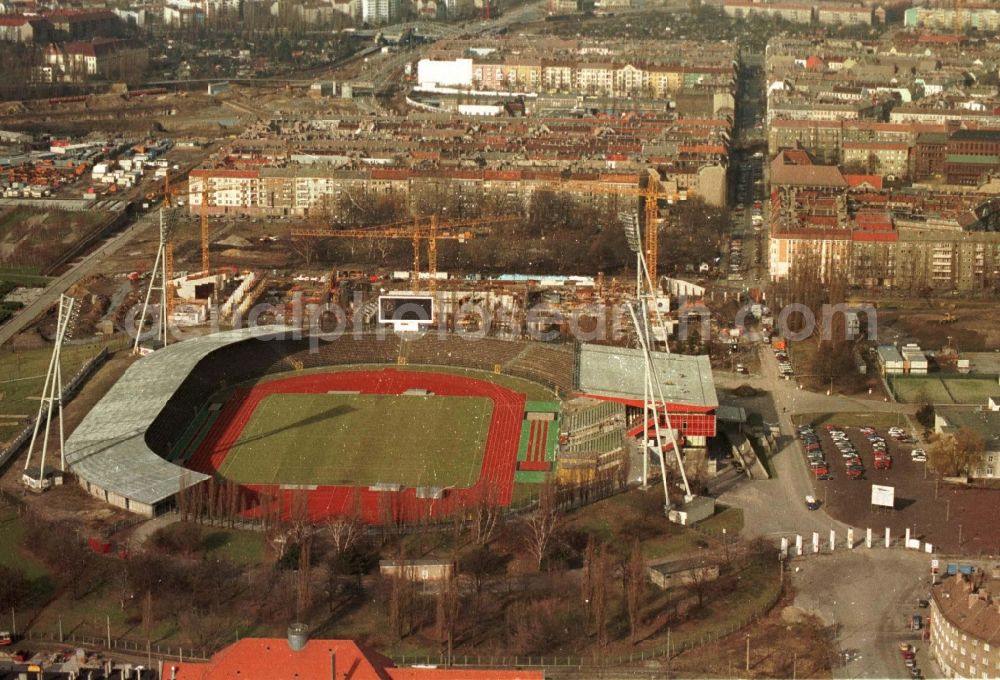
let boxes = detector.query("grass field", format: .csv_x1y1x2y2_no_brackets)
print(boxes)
891,375,999,404
0,341,114,444
891,376,953,404
941,377,999,404
219,393,494,487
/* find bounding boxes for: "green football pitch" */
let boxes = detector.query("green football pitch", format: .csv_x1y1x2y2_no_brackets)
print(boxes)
217,393,494,487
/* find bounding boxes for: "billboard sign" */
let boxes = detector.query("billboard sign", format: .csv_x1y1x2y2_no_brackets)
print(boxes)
378,295,434,331
871,484,895,508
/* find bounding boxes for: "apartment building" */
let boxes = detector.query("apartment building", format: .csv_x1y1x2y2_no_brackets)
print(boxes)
930,572,1000,678
934,405,1000,479
768,174,1000,291
362,0,400,23
815,3,873,25
944,129,1000,186
904,5,1000,31
722,0,813,23
190,167,693,218
913,132,949,179
841,142,910,179
421,58,732,99
41,38,147,82
0,15,49,42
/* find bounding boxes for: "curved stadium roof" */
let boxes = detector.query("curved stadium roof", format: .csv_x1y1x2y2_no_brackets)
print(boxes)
65,326,293,508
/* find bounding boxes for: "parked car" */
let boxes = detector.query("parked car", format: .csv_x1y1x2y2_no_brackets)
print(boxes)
911,614,923,630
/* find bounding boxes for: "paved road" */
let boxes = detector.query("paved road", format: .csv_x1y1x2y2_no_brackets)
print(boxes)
715,346,945,679
713,343,885,538
791,550,941,680
0,213,156,348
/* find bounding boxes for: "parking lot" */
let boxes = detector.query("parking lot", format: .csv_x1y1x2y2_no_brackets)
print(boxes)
796,422,1000,554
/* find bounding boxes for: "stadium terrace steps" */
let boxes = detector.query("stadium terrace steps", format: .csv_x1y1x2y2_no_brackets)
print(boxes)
403,335,527,371
504,343,576,394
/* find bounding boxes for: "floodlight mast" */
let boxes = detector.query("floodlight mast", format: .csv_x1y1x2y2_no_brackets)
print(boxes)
627,303,694,510
133,210,171,354
622,213,670,354
24,294,77,480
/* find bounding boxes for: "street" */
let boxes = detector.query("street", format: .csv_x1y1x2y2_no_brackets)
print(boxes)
0,213,158,347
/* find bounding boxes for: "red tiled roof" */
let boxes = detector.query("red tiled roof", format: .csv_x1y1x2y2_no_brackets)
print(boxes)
0,15,29,26
845,174,883,189
852,230,897,242
772,229,852,240
191,168,259,179
171,638,543,680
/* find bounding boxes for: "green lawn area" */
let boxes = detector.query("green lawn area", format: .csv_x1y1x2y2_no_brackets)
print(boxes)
941,377,999,404
219,393,494,487
0,340,118,444
0,508,55,612
566,491,744,561
802,412,908,429
0,508,50,581
201,527,265,566
890,376,953,405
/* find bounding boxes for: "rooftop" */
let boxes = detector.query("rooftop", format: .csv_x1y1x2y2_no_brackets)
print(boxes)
576,343,717,410
171,637,543,680
64,326,292,507
932,572,1000,646
934,405,1000,450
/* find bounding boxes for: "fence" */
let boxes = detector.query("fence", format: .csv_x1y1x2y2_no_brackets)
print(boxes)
23,630,210,663
390,581,783,670
0,345,110,474
18,581,781,673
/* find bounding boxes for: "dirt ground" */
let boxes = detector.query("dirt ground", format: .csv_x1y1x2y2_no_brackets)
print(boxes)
804,424,1000,556
669,591,834,679
878,303,1000,353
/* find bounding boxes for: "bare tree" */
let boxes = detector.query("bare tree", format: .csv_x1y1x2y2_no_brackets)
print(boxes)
471,485,501,546
928,428,985,477
327,490,364,556
141,591,154,646
581,536,595,630
625,539,646,644
288,236,319,266
296,533,313,617
594,547,609,647
522,478,561,571
688,561,720,611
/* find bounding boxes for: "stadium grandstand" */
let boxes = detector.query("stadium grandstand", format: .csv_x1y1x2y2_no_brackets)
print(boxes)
575,343,718,445
65,326,293,517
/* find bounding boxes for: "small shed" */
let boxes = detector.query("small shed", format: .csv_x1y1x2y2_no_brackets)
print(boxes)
379,559,454,582
648,557,721,590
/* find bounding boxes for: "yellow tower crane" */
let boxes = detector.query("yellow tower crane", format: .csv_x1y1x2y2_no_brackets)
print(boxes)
292,214,516,292
545,169,686,278
158,172,221,316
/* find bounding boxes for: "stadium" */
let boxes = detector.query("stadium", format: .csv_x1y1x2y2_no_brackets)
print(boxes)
64,326,717,522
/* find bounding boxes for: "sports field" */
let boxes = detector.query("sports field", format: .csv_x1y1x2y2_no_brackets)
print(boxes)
890,375,999,404
217,393,494,487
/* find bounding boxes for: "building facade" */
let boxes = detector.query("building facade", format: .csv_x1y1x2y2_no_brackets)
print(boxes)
930,572,1000,678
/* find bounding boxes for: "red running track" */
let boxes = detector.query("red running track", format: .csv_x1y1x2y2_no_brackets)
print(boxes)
186,368,525,523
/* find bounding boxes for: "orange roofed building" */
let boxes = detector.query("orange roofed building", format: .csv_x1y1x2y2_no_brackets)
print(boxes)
168,634,544,680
